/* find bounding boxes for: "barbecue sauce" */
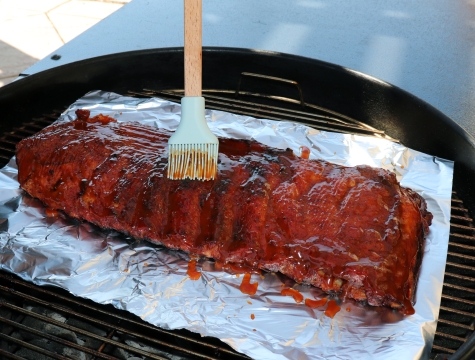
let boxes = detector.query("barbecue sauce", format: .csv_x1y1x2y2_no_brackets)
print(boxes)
305,297,327,308
73,110,116,130
324,300,341,318
299,146,311,159
240,273,258,295
281,288,304,303
187,259,201,280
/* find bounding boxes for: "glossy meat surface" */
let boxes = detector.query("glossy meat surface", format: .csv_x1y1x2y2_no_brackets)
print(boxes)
16,110,432,314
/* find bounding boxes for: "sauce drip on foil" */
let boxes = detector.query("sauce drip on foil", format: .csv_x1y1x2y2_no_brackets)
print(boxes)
324,300,341,318
240,273,258,295
281,288,304,303
305,297,327,308
187,260,201,280
299,146,311,159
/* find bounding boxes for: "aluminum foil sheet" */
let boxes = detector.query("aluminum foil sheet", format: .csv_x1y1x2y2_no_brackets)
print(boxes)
0,90,453,360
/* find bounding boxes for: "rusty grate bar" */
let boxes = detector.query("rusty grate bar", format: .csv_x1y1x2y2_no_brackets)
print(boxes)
0,145,15,152
22,123,45,130
437,318,474,331
0,110,64,165
435,332,467,343
442,282,475,294
440,292,475,307
439,306,475,318
0,332,71,360
447,251,475,262
32,117,55,125
11,127,38,135
452,206,471,212
450,233,475,241
0,349,24,360
1,139,20,146
444,271,475,282
432,344,456,355
448,242,475,251
42,113,62,120
4,133,29,140
450,223,475,231
445,262,475,273
452,214,474,222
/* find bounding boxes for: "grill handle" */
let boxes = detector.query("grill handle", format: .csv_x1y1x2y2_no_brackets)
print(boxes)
184,0,202,97
235,72,305,108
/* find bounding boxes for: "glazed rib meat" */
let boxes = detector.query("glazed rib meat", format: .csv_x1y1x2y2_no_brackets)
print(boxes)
16,109,432,314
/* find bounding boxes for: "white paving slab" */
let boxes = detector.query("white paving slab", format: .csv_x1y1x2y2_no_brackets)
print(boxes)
0,0,70,13
0,0,126,87
49,1,123,19
0,13,63,58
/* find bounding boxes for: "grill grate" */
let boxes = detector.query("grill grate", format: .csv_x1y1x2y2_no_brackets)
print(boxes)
0,94,474,359
0,271,249,360
432,193,475,359
128,87,398,142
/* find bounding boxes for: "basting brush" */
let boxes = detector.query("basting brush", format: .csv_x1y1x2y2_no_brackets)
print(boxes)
167,0,219,181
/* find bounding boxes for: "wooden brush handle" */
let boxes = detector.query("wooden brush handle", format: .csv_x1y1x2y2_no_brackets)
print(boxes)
184,0,202,97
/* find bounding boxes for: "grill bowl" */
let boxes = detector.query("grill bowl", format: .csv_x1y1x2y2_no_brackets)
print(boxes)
0,47,475,359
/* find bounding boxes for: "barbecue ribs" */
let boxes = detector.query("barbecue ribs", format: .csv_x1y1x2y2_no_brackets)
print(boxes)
16,109,432,314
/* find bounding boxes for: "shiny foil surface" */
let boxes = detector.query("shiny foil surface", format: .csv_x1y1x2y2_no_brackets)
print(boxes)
0,91,453,360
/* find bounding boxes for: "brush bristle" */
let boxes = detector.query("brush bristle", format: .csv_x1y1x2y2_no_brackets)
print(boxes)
168,143,218,180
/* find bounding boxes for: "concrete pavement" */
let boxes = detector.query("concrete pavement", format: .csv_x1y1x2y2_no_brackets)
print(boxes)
0,0,130,87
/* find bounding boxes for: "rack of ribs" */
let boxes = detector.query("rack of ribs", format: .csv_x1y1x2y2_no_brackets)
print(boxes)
16,109,432,314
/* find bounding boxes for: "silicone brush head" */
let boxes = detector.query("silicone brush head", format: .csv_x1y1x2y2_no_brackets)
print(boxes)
167,96,219,180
